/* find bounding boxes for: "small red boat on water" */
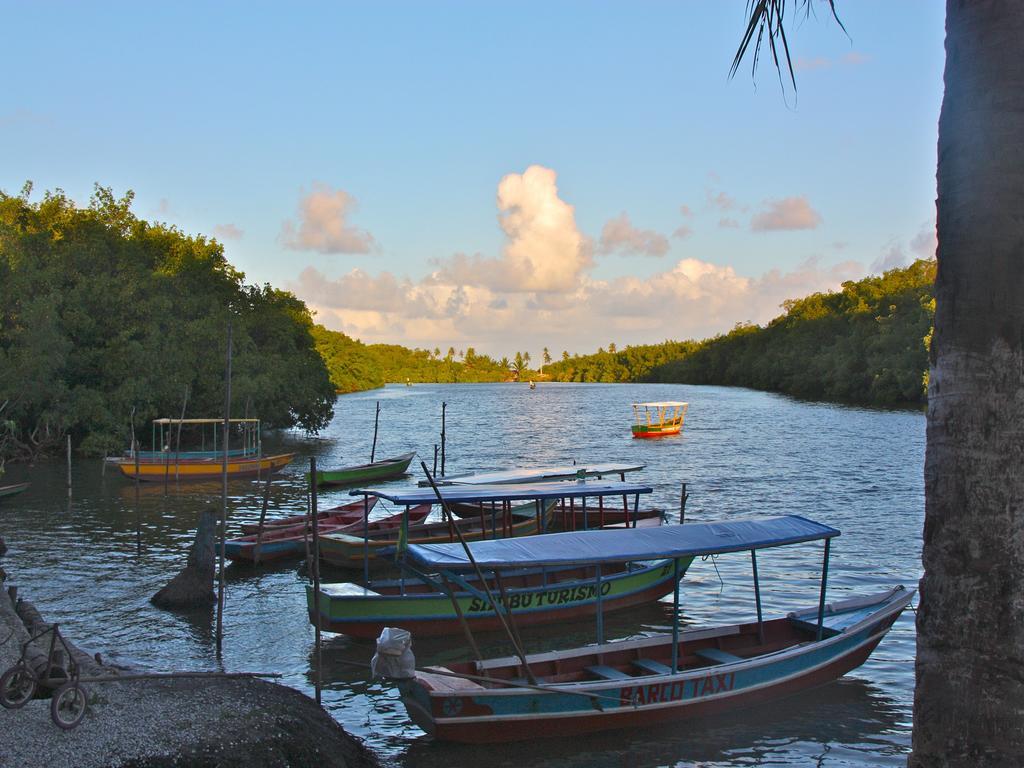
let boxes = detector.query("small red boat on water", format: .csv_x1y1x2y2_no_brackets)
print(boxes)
239,498,379,534
223,503,430,563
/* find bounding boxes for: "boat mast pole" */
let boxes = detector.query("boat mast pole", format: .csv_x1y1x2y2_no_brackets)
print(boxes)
420,462,538,685
816,538,831,641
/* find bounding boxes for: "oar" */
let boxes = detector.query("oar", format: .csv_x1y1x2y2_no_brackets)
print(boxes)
332,657,612,708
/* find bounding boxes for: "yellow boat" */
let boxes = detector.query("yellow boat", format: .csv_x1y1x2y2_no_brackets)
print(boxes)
114,418,294,482
116,452,295,482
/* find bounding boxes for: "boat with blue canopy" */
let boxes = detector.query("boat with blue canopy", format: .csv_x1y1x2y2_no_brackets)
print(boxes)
308,480,678,638
318,480,658,583
379,514,913,743
420,462,646,486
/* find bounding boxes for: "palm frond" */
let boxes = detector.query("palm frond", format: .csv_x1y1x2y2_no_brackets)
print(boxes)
730,0,847,95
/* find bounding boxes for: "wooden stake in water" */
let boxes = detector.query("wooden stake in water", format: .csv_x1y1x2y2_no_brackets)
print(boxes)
174,384,189,483
216,319,233,658
370,401,380,463
680,482,689,524
66,434,72,497
433,444,438,476
253,471,273,565
440,401,447,476
310,456,323,706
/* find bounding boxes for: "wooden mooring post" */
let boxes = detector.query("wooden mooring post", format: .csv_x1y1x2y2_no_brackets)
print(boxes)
440,401,447,476
216,319,233,658
370,401,380,463
680,482,689,524
66,434,72,497
310,456,323,706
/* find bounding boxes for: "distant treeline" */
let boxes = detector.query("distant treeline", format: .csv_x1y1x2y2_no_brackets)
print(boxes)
0,185,335,460
311,327,524,391
544,260,936,406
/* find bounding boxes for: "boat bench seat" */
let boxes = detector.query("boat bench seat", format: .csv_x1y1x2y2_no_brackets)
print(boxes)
632,658,673,675
585,664,632,681
694,648,743,665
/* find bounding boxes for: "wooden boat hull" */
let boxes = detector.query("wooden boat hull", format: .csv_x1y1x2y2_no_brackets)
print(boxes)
318,502,555,570
398,587,913,743
0,482,30,499
309,557,693,638
312,452,416,488
115,453,295,482
631,423,682,438
239,498,378,534
223,504,430,562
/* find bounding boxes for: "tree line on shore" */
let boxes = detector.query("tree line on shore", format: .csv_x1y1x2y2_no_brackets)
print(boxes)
543,259,935,406
0,185,335,461
0,184,934,462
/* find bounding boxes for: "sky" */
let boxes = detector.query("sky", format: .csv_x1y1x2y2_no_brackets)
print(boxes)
1,2,946,358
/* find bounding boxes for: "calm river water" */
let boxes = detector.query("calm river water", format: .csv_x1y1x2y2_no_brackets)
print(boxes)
0,383,923,766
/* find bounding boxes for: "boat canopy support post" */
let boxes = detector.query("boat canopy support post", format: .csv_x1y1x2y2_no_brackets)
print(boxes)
816,538,831,641
421,461,538,685
671,557,682,671
751,549,764,643
595,565,604,645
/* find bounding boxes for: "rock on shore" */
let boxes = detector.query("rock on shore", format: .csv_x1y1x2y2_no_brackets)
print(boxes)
0,567,380,768
0,677,380,768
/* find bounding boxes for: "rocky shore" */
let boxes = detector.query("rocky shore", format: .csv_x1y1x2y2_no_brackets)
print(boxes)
0,566,381,768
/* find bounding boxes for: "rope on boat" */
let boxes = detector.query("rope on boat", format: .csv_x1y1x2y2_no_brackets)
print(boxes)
701,553,725,587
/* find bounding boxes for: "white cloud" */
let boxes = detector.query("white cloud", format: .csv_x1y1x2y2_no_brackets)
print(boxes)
432,165,589,292
280,183,377,254
495,165,589,291
290,167,866,355
297,256,863,356
213,223,243,240
598,212,669,256
750,196,822,231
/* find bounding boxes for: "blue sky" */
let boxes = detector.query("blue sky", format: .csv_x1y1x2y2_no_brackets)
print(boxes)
2,2,945,356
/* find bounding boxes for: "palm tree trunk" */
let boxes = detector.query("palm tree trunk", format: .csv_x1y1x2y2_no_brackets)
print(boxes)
913,2,1024,765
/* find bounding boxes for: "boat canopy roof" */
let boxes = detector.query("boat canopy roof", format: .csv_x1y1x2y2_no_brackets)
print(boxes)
349,480,653,505
403,515,839,569
152,418,260,425
423,462,645,486
633,401,687,408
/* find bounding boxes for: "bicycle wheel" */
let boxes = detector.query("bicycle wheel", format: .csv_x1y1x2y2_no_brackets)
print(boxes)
51,682,87,730
0,664,37,709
